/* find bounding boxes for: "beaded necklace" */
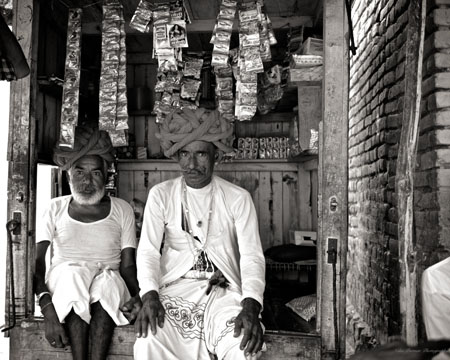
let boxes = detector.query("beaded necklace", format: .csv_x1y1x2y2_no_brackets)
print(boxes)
181,177,215,277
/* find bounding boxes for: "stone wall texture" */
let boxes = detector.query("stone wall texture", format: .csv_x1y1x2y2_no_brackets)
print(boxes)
347,0,450,349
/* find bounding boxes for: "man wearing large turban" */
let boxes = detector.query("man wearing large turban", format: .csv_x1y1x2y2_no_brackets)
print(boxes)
34,126,141,359
134,108,266,360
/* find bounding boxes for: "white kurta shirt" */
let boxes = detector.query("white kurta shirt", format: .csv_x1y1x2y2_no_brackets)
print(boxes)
137,175,266,306
422,256,450,340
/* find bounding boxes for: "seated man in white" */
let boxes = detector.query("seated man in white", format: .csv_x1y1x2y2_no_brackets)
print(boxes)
134,108,266,360
34,126,141,360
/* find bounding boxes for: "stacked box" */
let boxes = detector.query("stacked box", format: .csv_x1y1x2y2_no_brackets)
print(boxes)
258,136,289,159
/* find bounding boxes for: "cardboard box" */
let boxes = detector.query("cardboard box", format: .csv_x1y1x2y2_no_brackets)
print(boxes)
289,230,317,246
302,37,323,56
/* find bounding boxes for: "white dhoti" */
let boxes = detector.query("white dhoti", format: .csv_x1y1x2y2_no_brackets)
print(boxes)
134,277,263,360
46,261,131,325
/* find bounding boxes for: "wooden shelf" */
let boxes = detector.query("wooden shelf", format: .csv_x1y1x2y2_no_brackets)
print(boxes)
117,156,318,172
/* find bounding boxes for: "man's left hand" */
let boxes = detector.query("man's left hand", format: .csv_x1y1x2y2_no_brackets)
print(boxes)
121,295,142,324
233,298,264,358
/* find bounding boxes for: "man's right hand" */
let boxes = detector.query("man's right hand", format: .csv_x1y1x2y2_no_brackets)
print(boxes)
135,290,165,338
42,303,69,348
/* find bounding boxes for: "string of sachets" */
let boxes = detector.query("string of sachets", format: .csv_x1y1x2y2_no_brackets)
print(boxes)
59,1,129,148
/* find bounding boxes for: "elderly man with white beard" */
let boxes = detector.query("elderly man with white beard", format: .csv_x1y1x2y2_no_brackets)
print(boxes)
34,126,141,360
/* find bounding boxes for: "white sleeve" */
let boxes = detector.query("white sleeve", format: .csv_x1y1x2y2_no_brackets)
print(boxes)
232,191,266,307
35,201,55,243
120,201,137,249
137,187,166,297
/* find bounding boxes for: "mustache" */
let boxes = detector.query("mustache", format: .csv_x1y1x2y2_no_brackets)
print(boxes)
183,169,205,175
72,183,98,192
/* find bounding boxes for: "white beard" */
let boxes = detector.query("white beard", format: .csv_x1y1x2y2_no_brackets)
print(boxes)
70,185,106,205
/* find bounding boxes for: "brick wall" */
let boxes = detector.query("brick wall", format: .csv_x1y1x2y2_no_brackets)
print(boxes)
347,0,450,348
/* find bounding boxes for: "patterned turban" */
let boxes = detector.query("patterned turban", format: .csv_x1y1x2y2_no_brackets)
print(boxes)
53,126,115,171
157,108,235,158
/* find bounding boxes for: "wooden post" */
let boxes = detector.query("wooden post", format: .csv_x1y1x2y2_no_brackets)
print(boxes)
320,0,348,358
5,0,39,326
396,0,426,346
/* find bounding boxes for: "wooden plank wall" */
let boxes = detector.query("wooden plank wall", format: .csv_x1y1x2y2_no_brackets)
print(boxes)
117,161,317,250
126,50,162,157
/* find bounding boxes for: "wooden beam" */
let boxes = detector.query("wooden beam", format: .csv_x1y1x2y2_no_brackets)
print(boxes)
117,159,300,172
82,16,313,34
319,0,348,358
396,0,426,346
6,0,39,326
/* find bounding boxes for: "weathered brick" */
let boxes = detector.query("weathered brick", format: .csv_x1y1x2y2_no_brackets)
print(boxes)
425,31,450,56
378,144,388,158
415,210,439,229
433,9,450,27
431,129,450,146
385,100,399,114
414,191,438,210
423,73,450,96
433,0,450,7
386,114,401,129
388,83,403,99
430,53,450,71
395,61,405,80
419,149,450,170
384,71,396,86
437,168,450,187
414,170,437,189
427,91,450,110
386,129,400,144
418,132,431,151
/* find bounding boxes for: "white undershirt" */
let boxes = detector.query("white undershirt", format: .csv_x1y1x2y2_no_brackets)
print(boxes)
185,182,213,243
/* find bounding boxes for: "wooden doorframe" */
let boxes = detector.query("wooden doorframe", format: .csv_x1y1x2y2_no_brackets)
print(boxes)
318,0,349,358
5,0,39,329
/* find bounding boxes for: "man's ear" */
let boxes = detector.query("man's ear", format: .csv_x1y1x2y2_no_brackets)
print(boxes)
214,151,223,163
65,170,71,184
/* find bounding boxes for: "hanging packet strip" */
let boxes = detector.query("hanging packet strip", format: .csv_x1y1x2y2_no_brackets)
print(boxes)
99,5,120,132
130,0,153,33
99,2,128,146
115,15,129,132
59,8,83,148
211,0,236,69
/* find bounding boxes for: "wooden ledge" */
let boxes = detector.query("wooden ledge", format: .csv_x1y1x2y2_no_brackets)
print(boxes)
9,318,321,360
117,157,318,172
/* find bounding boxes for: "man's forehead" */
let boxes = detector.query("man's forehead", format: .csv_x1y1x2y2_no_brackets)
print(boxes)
180,141,215,152
72,155,104,169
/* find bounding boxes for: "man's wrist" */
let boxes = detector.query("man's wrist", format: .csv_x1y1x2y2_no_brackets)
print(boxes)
241,297,262,313
37,291,51,302
142,290,159,303
37,291,52,308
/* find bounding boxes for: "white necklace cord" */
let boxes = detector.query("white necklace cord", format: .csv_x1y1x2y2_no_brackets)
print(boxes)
181,177,216,276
